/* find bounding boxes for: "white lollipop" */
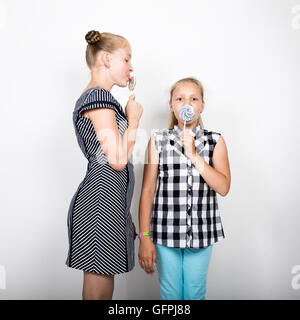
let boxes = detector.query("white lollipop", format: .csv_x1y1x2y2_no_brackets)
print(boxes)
178,105,195,131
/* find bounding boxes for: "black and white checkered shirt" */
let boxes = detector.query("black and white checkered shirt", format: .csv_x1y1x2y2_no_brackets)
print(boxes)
150,124,225,248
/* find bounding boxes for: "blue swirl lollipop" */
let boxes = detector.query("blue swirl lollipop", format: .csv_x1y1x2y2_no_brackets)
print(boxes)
178,105,195,131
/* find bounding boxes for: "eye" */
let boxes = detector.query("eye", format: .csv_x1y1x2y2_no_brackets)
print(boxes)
192,97,199,101
176,97,182,101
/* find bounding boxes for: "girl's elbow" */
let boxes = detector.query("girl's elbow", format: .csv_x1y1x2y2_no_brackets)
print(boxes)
220,185,230,197
220,190,228,197
109,162,127,171
108,157,127,171
106,151,127,171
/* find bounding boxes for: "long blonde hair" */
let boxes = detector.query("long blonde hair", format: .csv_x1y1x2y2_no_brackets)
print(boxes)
85,30,129,69
168,77,205,129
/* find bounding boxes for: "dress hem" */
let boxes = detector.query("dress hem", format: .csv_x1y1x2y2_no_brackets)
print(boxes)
65,262,135,276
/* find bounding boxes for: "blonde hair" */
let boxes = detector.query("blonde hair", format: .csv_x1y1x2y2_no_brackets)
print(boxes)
168,77,205,129
85,30,129,69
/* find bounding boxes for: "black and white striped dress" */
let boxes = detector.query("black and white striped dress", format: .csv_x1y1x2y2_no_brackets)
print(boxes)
66,87,135,275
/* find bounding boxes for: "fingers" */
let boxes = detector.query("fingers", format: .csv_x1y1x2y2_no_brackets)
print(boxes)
180,131,194,144
139,258,146,271
139,258,151,274
139,257,155,274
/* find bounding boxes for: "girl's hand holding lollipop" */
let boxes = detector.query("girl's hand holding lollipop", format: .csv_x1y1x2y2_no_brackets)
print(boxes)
125,76,143,125
178,105,196,158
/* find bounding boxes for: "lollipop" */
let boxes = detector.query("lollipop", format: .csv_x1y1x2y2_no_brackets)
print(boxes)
178,105,195,131
128,76,136,93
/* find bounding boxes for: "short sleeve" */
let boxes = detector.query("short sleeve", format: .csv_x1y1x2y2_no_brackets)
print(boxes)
211,131,222,146
152,130,160,153
78,88,119,118
152,129,168,154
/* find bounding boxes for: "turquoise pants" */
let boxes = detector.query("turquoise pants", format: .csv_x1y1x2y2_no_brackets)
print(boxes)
155,243,213,300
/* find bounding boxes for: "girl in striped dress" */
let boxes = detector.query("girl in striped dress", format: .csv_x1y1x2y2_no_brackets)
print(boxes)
66,30,143,300
138,77,231,300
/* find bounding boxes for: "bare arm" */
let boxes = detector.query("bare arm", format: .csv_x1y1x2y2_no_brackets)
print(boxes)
83,95,142,171
139,136,159,234
190,135,231,196
138,136,159,274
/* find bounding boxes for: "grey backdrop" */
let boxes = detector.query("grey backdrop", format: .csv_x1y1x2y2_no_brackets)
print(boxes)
0,0,300,299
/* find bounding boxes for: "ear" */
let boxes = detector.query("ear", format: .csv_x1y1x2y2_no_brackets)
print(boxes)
99,51,111,68
169,101,173,112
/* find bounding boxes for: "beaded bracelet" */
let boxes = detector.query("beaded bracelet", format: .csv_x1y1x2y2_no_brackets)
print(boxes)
138,232,152,239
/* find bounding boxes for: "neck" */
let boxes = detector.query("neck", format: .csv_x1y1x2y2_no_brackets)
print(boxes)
177,122,198,131
88,68,114,91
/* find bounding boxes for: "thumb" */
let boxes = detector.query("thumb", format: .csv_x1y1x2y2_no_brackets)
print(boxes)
129,94,135,100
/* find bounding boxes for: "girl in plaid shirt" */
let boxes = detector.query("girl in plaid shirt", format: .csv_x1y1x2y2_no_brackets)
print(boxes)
138,77,231,300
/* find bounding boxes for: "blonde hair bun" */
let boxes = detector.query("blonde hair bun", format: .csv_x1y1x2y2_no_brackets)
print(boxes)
85,30,101,45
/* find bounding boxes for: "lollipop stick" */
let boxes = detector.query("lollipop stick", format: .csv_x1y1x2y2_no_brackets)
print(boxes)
184,120,186,132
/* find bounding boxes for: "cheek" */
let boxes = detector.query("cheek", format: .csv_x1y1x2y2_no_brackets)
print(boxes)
172,101,182,110
193,103,202,113
173,106,180,116
113,61,126,74
121,62,129,72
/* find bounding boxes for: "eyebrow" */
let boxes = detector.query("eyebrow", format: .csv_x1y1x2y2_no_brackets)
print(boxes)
175,93,200,97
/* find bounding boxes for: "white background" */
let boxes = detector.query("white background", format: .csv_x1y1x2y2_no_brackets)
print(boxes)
0,0,300,299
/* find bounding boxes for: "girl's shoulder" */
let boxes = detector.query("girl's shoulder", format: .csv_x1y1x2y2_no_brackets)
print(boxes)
151,128,170,138
204,128,221,135
74,87,123,118
79,87,119,106
204,129,222,146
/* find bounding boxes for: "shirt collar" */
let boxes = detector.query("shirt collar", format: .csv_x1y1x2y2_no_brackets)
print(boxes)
172,124,204,137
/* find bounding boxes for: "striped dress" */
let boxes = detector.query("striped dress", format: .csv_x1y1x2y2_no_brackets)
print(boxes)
66,87,135,275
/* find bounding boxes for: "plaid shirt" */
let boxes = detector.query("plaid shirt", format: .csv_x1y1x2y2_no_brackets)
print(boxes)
150,124,225,248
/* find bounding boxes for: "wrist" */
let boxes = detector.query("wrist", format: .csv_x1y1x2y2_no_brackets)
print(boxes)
128,118,139,128
138,231,152,239
186,149,197,161
139,236,152,243
191,153,205,174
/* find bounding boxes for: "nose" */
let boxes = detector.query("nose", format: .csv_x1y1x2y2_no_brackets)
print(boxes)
188,98,195,105
130,63,134,72
181,99,191,106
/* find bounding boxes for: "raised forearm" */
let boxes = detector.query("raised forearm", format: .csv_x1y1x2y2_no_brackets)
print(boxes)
109,120,139,170
121,120,139,163
190,153,229,196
